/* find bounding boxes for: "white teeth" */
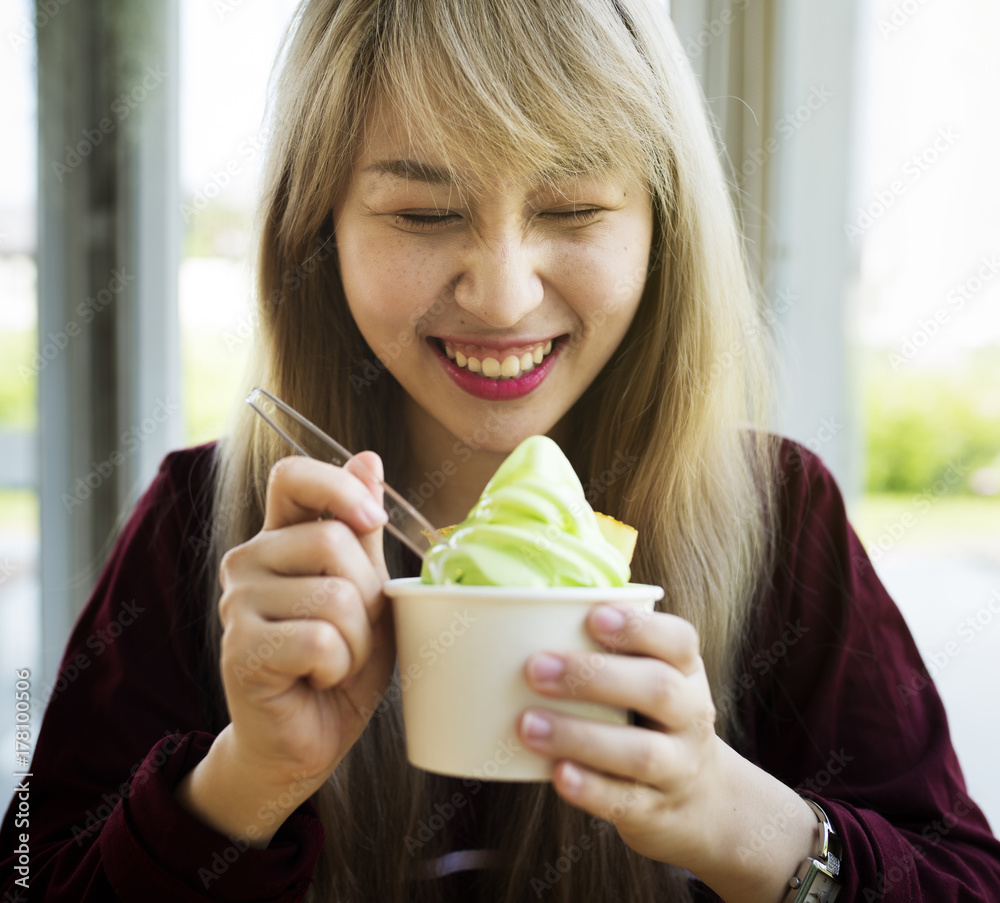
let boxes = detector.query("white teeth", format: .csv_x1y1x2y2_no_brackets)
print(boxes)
444,339,556,378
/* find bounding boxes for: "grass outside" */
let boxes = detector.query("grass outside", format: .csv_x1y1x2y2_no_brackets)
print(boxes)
182,329,254,446
0,329,37,431
848,493,1000,554
0,490,37,535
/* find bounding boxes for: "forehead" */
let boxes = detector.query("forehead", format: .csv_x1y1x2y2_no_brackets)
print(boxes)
353,100,632,197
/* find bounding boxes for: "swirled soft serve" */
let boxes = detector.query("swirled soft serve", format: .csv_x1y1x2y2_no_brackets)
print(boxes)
420,435,637,587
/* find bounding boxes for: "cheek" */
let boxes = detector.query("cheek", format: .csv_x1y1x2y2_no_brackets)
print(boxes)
338,231,443,335
561,239,649,335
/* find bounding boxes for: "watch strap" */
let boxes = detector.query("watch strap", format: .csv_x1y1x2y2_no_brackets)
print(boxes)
783,798,842,903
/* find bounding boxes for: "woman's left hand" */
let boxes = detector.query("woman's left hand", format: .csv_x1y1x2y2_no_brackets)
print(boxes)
517,603,819,899
517,604,728,871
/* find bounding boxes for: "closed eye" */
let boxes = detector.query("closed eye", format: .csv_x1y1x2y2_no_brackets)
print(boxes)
541,207,603,225
392,207,603,231
393,212,459,231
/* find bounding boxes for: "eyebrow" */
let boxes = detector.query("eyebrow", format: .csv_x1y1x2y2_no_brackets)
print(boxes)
362,158,457,186
362,158,621,196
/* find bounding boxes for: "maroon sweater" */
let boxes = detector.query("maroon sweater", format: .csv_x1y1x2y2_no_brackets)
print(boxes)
3,441,999,901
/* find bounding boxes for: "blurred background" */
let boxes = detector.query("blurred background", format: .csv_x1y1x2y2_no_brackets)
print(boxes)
2,0,998,826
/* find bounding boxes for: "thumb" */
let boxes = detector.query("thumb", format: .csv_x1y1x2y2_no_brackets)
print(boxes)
344,451,388,577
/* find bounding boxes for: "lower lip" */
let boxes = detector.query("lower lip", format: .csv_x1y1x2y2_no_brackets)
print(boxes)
432,340,563,401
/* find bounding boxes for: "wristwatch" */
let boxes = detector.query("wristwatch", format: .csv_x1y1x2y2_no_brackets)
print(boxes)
782,798,842,903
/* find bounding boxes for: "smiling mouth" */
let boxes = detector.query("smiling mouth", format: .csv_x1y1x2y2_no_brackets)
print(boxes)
438,338,558,379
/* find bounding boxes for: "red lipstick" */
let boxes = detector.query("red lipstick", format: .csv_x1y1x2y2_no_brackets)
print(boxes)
432,338,562,401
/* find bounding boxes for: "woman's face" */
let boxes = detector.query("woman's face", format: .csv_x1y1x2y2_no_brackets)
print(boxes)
334,108,654,455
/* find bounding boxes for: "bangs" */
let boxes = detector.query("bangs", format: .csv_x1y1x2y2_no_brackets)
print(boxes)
362,0,667,191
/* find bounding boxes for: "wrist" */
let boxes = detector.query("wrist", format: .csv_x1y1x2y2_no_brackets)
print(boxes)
688,739,818,903
175,726,323,848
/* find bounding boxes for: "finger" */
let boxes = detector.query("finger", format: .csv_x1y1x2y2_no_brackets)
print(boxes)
221,575,375,681
246,519,383,601
343,452,388,576
524,650,714,731
518,708,681,788
262,455,388,533
232,616,355,690
548,759,653,832
587,606,701,676
341,605,398,716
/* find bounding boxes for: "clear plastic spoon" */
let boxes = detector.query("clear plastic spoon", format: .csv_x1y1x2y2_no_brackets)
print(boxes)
246,387,445,559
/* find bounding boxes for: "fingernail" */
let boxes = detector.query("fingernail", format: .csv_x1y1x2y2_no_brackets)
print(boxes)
529,653,565,683
522,711,552,740
560,762,583,791
361,498,388,528
592,605,626,634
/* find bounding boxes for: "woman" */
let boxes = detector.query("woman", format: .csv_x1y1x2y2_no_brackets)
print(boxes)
3,1,998,901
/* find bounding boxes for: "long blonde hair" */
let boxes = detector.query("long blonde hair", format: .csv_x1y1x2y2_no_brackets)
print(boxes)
205,1,779,900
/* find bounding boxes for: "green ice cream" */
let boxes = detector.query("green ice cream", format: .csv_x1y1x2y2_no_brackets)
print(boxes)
420,435,630,587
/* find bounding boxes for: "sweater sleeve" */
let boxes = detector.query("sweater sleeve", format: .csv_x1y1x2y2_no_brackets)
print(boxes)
739,440,1000,902
0,446,324,902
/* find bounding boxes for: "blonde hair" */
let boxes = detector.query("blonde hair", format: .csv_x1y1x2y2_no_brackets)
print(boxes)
206,1,779,900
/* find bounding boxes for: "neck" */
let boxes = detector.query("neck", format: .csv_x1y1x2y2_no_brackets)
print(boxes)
402,401,508,530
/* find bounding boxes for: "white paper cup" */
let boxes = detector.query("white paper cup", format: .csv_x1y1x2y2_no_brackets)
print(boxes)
383,577,664,782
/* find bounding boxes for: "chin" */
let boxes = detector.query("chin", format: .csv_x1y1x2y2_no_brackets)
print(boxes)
446,411,566,458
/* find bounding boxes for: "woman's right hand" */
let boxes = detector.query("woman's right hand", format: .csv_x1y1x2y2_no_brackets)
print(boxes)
176,452,397,844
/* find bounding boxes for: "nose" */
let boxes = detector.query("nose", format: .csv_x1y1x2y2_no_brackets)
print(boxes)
452,234,544,328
